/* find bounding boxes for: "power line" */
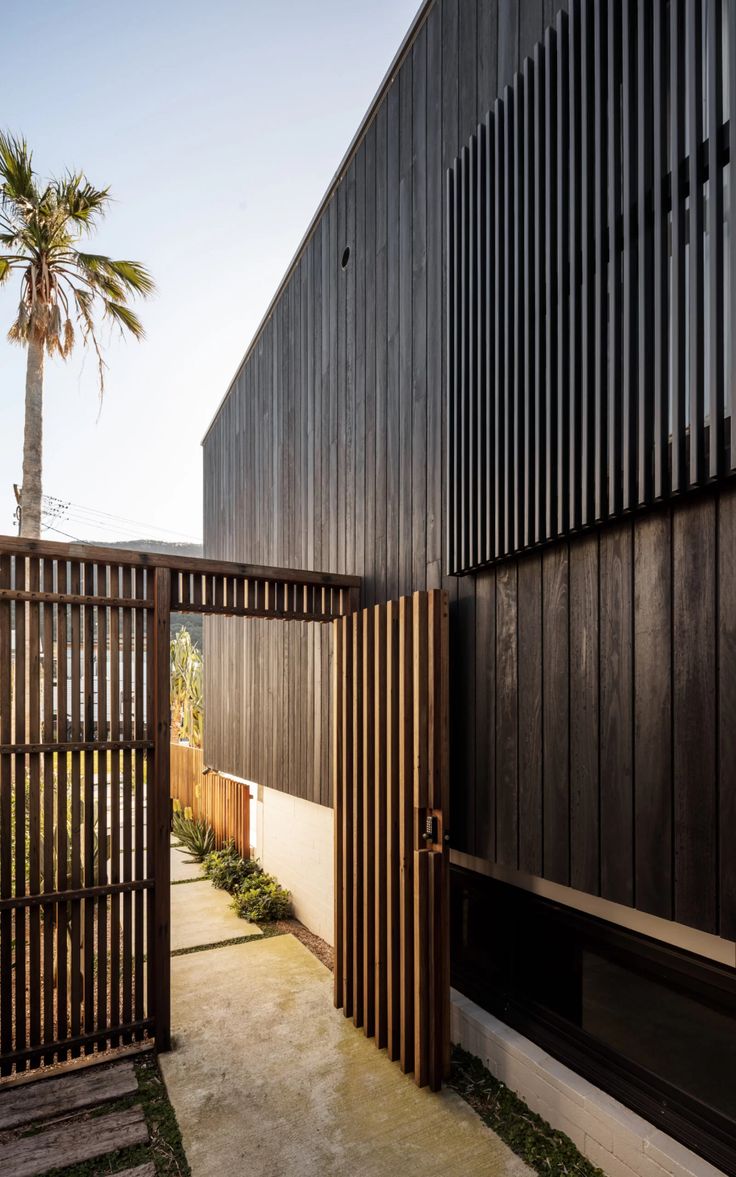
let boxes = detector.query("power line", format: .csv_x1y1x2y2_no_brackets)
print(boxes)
42,495,201,544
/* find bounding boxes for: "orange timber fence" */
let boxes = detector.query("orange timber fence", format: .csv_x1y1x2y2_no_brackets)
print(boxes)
170,744,252,859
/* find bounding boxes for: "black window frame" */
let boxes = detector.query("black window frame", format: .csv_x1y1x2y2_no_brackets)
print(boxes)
451,866,736,1177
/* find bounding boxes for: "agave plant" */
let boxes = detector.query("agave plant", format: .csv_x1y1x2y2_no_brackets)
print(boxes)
172,810,214,862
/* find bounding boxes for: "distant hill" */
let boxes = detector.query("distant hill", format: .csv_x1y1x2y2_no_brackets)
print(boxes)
98,538,205,649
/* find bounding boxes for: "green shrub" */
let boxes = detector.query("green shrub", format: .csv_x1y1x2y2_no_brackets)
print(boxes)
172,811,215,862
202,841,263,892
231,873,292,922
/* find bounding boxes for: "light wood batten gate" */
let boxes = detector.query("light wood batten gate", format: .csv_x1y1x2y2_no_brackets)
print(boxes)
333,590,450,1091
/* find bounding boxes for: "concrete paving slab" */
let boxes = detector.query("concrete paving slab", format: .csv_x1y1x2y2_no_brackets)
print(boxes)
161,934,532,1177
170,845,204,884
170,880,261,952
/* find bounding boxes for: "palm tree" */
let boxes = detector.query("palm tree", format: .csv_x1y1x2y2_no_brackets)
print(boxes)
0,132,155,538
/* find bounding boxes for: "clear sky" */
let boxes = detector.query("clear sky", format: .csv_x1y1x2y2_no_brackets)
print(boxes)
0,0,420,546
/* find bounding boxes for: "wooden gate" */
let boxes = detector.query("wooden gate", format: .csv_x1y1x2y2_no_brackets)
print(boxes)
0,534,360,1077
333,590,450,1090
0,547,171,1075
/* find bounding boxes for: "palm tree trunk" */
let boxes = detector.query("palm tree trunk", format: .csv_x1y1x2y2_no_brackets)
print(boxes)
20,335,45,539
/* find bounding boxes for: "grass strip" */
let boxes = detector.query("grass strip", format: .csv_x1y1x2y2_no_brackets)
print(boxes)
170,925,285,957
448,1045,605,1177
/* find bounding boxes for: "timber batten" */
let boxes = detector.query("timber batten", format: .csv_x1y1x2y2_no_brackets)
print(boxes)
0,535,359,1075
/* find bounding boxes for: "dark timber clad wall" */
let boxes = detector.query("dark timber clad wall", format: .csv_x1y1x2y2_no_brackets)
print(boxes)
203,0,736,941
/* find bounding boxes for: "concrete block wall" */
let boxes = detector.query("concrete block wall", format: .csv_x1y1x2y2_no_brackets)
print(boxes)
254,785,334,945
451,990,726,1177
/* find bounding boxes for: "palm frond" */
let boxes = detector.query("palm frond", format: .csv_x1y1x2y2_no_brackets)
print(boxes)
104,299,145,339
0,257,10,283
102,258,155,296
53,174,111,228
74,253,155,299
0,130,36,206
73,253,127,300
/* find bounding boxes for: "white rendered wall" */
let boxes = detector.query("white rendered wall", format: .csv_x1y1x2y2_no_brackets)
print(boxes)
253,785,334,945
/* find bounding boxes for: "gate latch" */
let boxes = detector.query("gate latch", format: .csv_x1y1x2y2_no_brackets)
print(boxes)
419,809,443,849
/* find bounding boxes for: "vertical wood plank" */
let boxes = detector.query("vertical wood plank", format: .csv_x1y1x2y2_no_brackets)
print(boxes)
96,565,108,1041
544,26,558,538
533,41,546,545
718,489,736,937
653,0,668,499
600,524,634,906
0,555,12,1073
56,561,68,1050
621,0,637,511
341,614,354,1017
397,596,414,1074
41,559,54,1059
607,1,623,514
412,592,429,1089
542,544,570,884
494,94,506,559
373,605,388,1046
358,608,372,1040
673,498,717,930
152,568,171,1050
133,573,145,1032
28,558,41,1055
474,569,495,860
593,0,608,520
386,600,401,1060
352,612,364,1027
518,554,542,877
569,534,599,894
14,556,26,1062
556,9,570,535
687,0,706,484
634,513,672,919
707,0,724,479
496,565,518,867
671,0,687,491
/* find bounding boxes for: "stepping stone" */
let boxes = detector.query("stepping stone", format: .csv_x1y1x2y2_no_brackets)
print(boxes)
171,844,204,883
171,879,261,952
0,1060,138,1130
116,1165,157,1177
0,1105,148,1177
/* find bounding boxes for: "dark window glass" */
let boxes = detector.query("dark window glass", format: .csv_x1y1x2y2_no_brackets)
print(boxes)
451,866,736,1172
581,950,736,1122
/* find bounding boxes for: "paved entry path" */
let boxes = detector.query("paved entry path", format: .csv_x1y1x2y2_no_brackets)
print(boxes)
160,932,532,1177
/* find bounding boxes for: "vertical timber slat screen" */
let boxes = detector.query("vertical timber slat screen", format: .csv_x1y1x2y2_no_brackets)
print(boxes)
170,743,252,859
0,534,359,1076
333,590,450,1091
447,0,735,574
0,549,162,1075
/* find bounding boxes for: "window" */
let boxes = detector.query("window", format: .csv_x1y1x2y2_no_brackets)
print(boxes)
451,866,736,1175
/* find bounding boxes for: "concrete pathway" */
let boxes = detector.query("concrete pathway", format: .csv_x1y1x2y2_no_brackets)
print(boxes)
161,934,531,1177
170,879,261,952
170,844,204,884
